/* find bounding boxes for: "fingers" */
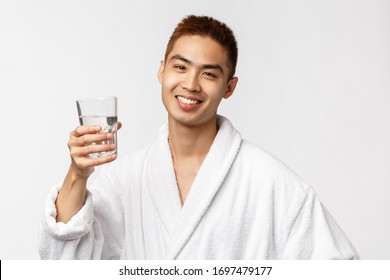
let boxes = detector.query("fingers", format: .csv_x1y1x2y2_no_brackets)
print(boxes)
71,143,116,157
72,125,102,137
68,123,121,174
72,152,117,169
70,123,121,146
88,153,117,167
71,131,114,147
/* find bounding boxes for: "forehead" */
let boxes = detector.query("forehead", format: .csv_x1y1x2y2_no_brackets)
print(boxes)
167,35,229,68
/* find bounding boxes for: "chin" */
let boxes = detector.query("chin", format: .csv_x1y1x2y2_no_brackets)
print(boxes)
170,114,198,126
170,111,216,128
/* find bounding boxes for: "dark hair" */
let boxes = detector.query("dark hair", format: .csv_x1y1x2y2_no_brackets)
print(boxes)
164,15,238,79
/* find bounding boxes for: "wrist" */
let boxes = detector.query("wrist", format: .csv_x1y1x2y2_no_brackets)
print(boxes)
66,165,90,188
70,162,94,179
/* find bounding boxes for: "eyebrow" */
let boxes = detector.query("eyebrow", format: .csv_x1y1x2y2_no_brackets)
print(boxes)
170,54,224,75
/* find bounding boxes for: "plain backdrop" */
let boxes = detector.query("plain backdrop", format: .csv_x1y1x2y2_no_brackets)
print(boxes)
0,0,389,259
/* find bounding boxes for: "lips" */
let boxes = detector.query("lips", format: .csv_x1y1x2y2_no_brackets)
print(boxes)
174,95,203,111
175,95,203,105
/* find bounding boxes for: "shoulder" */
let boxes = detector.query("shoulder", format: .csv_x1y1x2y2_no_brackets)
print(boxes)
236,140,313,196
237,140,295,175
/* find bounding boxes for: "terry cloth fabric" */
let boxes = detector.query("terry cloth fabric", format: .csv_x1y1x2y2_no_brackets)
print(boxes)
39,115,360,259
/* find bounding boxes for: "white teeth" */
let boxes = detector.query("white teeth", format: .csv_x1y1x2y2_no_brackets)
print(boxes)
177,96,201,105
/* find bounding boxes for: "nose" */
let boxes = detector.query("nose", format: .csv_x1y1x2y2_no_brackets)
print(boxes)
181,71,201,92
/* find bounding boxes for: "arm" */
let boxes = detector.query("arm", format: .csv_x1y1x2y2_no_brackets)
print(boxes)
56,124,119,223
39,123,123,259
282,188,360,259
39,168,125,259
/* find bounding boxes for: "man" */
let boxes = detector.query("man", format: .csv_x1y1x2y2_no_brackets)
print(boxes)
39,15,359,259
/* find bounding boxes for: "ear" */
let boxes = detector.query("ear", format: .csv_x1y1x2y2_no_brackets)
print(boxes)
223,76,238,99
158,60,165,84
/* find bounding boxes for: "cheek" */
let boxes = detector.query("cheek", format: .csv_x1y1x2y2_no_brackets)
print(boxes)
161,78,172,97
161,76,177,102
205,84,227,101
162,72,180,88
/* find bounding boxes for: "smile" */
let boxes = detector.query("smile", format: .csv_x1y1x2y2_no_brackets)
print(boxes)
175,95,203,105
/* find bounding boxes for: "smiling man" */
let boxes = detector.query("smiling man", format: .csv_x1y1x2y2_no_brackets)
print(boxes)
39,15,359,259
158,33,238,203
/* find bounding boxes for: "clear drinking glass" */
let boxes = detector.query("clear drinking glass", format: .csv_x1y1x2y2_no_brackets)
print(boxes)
76,96,118,158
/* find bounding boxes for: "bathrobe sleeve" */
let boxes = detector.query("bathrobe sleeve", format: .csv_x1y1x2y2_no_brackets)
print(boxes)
282,188,360,259
38,164,125,260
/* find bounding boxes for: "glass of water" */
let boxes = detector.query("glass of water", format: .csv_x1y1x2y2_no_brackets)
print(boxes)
76,96,118,158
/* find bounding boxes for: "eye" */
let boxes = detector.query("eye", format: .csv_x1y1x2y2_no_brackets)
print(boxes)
203,72,217,78
174,65,186,71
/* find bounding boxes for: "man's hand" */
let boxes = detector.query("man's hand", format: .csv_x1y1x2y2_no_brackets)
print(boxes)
55,122,122,223
67,122,122,178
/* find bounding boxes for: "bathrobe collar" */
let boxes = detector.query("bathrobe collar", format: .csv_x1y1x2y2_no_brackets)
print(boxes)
144,115,242,259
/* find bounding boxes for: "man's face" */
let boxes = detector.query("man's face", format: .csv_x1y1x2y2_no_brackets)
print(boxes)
158,35,238,128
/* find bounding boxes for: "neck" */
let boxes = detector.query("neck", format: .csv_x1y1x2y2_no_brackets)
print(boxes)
168,116,218,161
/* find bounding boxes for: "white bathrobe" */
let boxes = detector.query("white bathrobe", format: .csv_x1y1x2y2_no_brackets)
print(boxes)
39,116,359,259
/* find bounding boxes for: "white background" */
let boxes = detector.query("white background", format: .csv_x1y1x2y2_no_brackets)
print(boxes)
0,0,389,259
